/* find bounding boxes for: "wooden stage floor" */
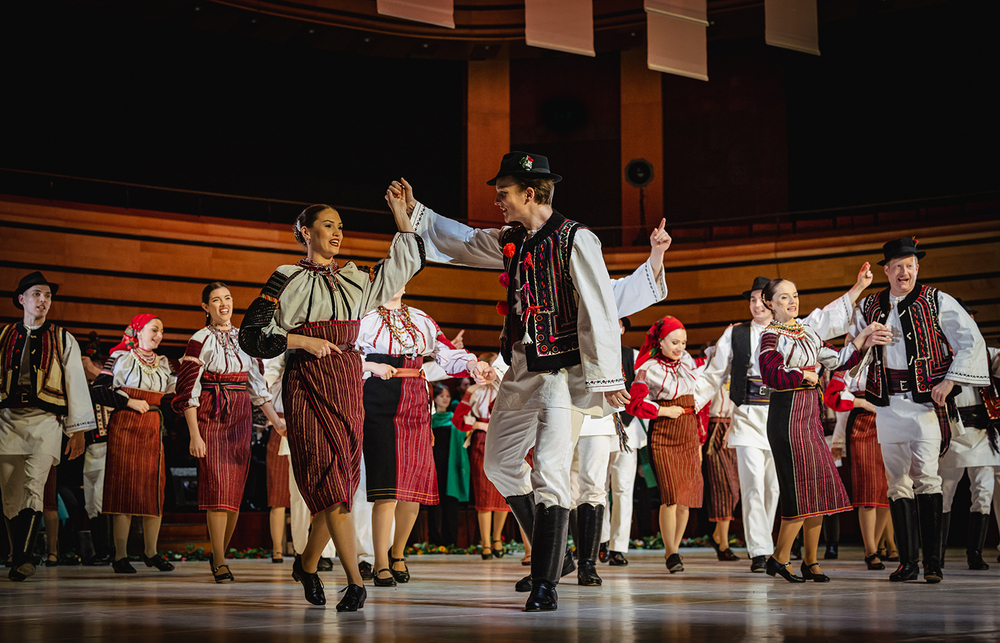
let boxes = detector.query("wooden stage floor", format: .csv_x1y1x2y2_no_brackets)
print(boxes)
2,547,998,642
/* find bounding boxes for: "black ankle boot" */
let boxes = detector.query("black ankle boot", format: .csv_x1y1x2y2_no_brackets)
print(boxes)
940,511,951,568
575,504,603,586
525,504,569,612
336,584,367,612
967,512,990,571
889,497,920,582
917,494,943,583
292,557,327,605
8,509,42,582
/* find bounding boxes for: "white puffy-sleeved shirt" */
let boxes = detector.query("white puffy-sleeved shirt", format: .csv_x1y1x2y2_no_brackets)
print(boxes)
0,325,97,461
629,352,706,419
110,349,176,396
179,327,271,408
411,203,623,417
940,347,1000,469
694,293,855,451
356,305,476,380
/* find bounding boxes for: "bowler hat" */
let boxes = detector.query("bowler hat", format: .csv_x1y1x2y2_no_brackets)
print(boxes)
486,151,562,186
877,237,925,266
13,271,59,310
742,276,771,300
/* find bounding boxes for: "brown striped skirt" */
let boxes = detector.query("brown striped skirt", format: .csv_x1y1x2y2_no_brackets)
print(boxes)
103,388,166,517
848,408,889,508
363,354,438,504
649,395,703,509
266,428,290,508
468,430,509,512
704,418,740,522
195,372,252,512
766,389,851,520
284,321,364,515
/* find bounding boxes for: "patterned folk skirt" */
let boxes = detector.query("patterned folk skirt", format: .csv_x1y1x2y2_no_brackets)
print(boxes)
649,395,703,509
284,321,364,515
266,430,290,509
704,418,741,522
103,388,166,517
848,409,889,508
767,389,851,520
195,372,252,512
468,430,509,512
363,354,439,504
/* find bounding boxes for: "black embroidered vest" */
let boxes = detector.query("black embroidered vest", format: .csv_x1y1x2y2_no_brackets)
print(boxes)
0,321,70,416
728,321,753,406
498,211,585,372
860,283,953,406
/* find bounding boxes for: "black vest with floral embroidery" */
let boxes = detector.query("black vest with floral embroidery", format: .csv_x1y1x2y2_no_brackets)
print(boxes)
499,211,585,372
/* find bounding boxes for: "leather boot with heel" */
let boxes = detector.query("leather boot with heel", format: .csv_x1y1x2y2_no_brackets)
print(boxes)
524,504,569,612
575,504,604,586
888,497,920,582
966,512,990,570
917,494,943,583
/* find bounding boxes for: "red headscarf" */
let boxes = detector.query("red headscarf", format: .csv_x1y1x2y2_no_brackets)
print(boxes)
109,314,160,355
635,315,686,370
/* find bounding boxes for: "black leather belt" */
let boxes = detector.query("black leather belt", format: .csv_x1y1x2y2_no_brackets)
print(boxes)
959,405,988,430
745,378,772,405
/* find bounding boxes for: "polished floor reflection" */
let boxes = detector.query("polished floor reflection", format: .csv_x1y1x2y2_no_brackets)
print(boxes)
2,547,999,642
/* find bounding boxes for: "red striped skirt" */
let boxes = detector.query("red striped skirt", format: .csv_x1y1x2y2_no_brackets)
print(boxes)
196,372,252,512
266,429,290,508
704,418,740,522
363,354,438,504
649,395,703,509
848,409,889,508
103,388,165,517
468,430,509,512
285,321,364,515
767,389,851,520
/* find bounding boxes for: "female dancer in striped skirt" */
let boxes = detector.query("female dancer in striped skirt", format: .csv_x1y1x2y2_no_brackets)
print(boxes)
357,289,492,586
702,374,741,562
758,278,890,583
626,316,707,574
91,314,176,575
239,193,425,611
173,282,284,582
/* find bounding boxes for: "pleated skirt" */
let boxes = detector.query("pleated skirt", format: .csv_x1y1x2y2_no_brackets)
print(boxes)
103,388,165,517
649,394,703,509
848,409,889,508
195,372,252,512
468,430,509,512
704,418,740,522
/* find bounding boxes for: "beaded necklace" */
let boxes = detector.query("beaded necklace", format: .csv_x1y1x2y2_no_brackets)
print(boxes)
207,324,243,370
375,304,425,355
131,347,160,374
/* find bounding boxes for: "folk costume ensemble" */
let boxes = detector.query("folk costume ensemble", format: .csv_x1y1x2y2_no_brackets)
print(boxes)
826,371,889,509
694,290,854,561
239,233,426,515
356,304,476,504
701,355,740,524
172,326,272,512
454,383,508,513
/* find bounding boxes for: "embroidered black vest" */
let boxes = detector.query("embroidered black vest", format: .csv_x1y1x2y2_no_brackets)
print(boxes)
860,283,953,406
498,211,585,372
620,345,637,425
0,321,70,416
728,321,753,406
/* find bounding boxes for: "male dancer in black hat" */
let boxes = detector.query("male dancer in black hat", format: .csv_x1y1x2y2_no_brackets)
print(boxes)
0,272,95,581
393,152,627,611
850,238,988,583
695,264,874,572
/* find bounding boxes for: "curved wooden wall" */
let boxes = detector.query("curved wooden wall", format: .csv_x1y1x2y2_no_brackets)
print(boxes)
2,195,998,357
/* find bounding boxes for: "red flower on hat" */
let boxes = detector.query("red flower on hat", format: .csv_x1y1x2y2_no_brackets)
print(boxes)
503,243,516,258
496,301,509,316
912,236,919,245
498,272,510,288
523,253,533,270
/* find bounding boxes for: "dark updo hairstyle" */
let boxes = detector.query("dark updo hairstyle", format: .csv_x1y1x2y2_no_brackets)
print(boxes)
761,278,789,310
294,204,334,247
202,281,230,325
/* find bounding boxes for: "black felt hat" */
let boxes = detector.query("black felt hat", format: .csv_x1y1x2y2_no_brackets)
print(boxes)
13,271,59,310
877,237,925,266
742,276,771,300
954,297,978,316
486,151,562,186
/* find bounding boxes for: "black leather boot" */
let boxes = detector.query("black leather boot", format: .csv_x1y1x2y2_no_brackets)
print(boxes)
576,504,603,586
8,509,42,582
888,498,919,582
506,495,537,592
940,511,951,568
525,504,569,612
966,512,990,571
917,494,943,583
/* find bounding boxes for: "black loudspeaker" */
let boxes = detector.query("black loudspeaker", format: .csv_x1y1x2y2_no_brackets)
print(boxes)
625,158,654,188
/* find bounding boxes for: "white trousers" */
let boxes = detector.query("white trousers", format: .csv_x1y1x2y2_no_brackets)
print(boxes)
602,448,638,552
0,453,55,519
82,443,107,519
353,457,374,559
485,407,584,509
572,435,613,507
735,445,779,558
880,440,942,500
287,455,336,558
941,465,996,514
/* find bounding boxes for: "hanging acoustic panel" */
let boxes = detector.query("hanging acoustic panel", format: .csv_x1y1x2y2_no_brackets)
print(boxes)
377,0,455,29
524,0,595,57
764,0,820,56
644,0,707,26
646,11,707,81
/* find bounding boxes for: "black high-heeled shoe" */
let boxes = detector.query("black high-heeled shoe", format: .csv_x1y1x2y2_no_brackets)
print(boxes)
336,584,367,612
112,557,136,574
481,547,493,560
141,553,175,572
212,563,235,583
709,536,740,561
765,557,805,583
492,540,505,559
358,560,374,581
388,549,409,583
800,562,830,582
291,557,326,605
865,553,885,570
373,568,397,587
